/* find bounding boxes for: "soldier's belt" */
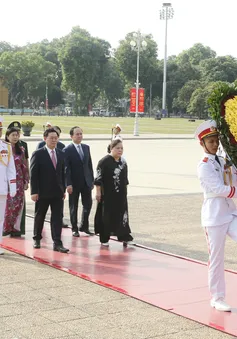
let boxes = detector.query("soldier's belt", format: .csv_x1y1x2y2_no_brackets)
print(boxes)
204,192,219,199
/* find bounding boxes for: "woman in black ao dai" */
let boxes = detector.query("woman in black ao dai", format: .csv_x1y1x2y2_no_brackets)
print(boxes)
94,139,134,246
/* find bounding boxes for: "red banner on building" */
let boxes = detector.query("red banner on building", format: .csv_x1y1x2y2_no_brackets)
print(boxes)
138,88,145,113
130,88,136,113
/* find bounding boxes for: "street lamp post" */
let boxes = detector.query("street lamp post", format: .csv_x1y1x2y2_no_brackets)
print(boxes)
45,77,48,114
130,31,147,136
160,3,174,115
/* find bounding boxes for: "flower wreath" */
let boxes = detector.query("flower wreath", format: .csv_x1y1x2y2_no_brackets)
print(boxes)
208,81,237,167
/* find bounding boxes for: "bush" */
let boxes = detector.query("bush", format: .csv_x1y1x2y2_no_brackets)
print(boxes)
21,121,35,128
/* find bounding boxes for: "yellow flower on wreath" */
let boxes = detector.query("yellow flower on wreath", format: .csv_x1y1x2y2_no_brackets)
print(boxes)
225,96,237,141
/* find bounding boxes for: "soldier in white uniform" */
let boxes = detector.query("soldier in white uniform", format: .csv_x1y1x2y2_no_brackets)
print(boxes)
195,120,237,312
112,124,122,141
0,117,16,254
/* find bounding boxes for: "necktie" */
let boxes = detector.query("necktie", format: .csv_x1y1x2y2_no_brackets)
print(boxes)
77,145,84,161
51,150,57,169
215,155,221,166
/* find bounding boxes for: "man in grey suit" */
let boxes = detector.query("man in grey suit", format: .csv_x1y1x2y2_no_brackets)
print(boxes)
64,127,94,237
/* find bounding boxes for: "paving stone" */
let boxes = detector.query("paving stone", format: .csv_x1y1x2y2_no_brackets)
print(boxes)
0,282,34,294
17,298,69,314
95,308,176,328
154,326,234,338
25,278,67,290
40,307,90,322
0,303,25,317
0,294,10,305
18,323,76,339
0,328,27,339
76,297,164,316
37,285,84,297
60,316,115,335
124,315,202,338
3,313,51,329
2,290,49,303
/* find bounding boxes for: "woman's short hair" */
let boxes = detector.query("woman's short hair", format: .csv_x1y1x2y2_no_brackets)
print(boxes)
108,139,122,153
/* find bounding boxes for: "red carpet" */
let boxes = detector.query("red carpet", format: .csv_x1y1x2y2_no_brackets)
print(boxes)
2,216,237,336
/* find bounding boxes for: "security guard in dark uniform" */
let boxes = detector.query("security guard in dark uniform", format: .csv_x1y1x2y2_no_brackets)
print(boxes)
7,121,29,234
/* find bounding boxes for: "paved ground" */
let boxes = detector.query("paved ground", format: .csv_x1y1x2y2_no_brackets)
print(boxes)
0,251,232,339
1,139,236,338
21,133,194,142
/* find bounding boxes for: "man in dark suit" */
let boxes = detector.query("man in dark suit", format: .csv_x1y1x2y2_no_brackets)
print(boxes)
30,128,69,253
64,126,94,237
36,126,66,150
36,125,68,228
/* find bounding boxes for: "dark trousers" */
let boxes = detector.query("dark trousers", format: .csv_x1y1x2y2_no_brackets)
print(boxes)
99,231,133,243
69,185,92,232
33,197,63,245
62,200,65,222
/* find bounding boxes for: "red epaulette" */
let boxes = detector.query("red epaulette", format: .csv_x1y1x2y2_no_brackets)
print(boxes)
203,157,208,163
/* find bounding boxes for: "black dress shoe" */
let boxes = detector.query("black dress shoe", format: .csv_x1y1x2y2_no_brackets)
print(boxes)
72,231,80,237
80,229,94,236
33,240,41,249
10,232,21,238
53,245,69,253
2,231,11,236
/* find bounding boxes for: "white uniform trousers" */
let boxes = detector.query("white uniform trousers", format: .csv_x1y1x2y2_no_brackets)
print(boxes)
205,217,237,301
0,195,7,243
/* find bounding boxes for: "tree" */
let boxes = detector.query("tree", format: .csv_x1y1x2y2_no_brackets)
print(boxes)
187,83,214,118
3,29,237,117
158,56,201,114
0,41,19,55
200,56,237,83
22,39,64,107
177,43,216,66
101,59,124,108
164,44,215,113
115,33,159,97
59,27,110,115
173,80,201,112
0,51,57,107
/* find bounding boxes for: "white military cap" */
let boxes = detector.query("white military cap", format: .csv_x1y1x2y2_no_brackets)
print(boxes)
194,120,219,140
0,117,3,129
115,124,121,131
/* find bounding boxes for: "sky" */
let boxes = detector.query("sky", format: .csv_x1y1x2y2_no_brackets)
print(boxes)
1,0,237,59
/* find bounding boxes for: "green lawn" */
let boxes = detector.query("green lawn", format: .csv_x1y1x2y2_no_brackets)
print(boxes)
1,115,204,135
